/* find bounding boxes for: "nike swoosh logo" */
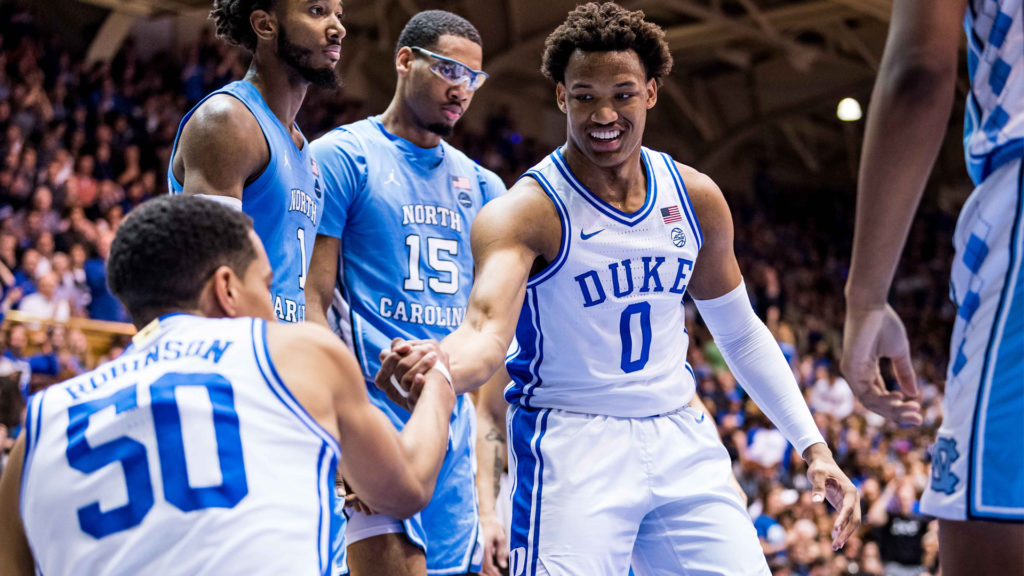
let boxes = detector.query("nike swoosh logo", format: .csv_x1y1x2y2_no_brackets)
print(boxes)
580,228,605,240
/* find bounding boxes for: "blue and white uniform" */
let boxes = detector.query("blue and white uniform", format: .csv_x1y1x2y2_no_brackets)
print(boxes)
168,80,323,323
922,0,1024,522
505,148,768,576
19,314,341,576
311,116,505,575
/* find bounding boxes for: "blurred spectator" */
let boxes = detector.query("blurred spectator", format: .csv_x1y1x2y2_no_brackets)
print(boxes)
17,270,69,321
810,363,855,420
866,478,928,576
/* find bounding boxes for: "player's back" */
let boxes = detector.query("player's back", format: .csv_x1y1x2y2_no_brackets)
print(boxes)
963,0,1024,184
20,314,340,576
168,80,323,323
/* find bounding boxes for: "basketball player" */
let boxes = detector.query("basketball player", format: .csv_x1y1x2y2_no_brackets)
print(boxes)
305,11,506,576
842,1,1024,573
0,196,455,576
168,0,345,323
379,4,861,574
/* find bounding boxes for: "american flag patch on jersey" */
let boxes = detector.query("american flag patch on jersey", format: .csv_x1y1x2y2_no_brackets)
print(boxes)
452,176,471,190
661,206,682,224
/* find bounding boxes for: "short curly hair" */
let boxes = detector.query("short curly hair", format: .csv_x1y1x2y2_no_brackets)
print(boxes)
541,2,673,85
395,10,482,57
108,196,257,326
210,0,276,52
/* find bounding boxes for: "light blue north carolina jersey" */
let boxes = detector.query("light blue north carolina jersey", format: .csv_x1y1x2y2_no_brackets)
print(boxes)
19,314,341,576
311,116,505,393
313,116,501,575
168,81,323,323
506,148,702,417
964,0,1024,184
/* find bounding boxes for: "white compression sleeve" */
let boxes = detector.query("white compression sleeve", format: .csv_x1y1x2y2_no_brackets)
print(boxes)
693,280,825,457
194,194,243,211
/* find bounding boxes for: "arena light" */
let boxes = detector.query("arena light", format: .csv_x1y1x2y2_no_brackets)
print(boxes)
837,97,862,122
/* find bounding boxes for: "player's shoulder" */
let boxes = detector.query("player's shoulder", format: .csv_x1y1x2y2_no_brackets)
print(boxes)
663,157,726,212
187,93,261,141
444,143,507,195
310,120,371,158
264,321,359,380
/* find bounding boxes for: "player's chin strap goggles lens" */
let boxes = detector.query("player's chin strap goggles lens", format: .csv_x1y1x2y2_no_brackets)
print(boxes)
410,47,488,91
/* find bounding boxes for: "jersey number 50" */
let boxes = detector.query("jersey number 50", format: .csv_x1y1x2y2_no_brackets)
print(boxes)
65,372,248,539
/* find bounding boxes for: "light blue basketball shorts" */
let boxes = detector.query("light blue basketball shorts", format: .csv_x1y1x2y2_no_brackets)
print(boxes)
921,157,1024,522
332,390,484,575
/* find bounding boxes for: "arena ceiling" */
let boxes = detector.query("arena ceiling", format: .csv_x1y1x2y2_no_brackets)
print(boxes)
70,0,972,193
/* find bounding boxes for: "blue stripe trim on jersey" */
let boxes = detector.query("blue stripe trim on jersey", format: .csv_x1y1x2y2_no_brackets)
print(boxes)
551,148,657,226
662,154,704,249
505,288,541,407
509,406,551,576
969,159,1024,520
523,289,545,406
969,139,1024,184
522,170,572,287
529,410,551,576
685,362,697,385
316,443,327,575
251,320,342,458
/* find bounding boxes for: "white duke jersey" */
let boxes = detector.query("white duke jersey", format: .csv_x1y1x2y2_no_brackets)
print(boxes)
20,314,341,576
964,0,1024,184
505,147,702,417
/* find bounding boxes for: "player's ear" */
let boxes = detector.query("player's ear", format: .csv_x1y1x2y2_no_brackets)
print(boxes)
250,9,277,43
555,82,567,114
395,46,415,78
204,265,240,319
646,78,658,109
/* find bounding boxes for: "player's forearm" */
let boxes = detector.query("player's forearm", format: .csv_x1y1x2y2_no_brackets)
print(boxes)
695,282,824,453
442,327,509,395
847,52,957,309
397,373,457,508
475,399,506,517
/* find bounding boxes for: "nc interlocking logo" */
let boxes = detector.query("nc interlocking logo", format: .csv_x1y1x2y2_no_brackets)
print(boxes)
930,437,960,495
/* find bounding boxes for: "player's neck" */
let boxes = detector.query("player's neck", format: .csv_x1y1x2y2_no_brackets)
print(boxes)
379,100,442,149
563,144,647,211
244,59,308,136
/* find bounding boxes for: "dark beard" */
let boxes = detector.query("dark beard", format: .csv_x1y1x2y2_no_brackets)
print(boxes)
426,123,454,137
277,26,339,89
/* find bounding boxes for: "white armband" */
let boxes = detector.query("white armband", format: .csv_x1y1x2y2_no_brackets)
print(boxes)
693,280,825,457
194,194,243,211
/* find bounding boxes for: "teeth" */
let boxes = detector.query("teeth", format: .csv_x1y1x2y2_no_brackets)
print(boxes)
591,129,621,141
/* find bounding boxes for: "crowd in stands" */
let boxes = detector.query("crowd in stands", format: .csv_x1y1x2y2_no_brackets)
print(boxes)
0,5,957,575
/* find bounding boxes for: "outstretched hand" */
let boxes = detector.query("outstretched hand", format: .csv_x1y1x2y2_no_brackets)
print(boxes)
803,443,861,551
841,304,922,425
374,337,448,409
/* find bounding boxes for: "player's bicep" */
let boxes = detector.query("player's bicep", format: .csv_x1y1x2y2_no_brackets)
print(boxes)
682,167,742,300
463,201,539,340
0,434,34,576
178,97,266,200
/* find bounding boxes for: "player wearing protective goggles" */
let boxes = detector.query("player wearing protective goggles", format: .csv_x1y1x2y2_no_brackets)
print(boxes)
411,46,489,91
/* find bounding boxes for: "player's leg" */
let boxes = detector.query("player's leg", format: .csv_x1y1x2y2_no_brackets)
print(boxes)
921,159,1024,572
939,519,1024,576
347,529,426,576
631,405,769,576
507,406,645,576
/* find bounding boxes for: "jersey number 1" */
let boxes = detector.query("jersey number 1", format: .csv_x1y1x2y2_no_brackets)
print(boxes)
65,373,248,539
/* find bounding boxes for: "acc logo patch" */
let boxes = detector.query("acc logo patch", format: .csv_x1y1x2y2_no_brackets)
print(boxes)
458,191,473,208
671,227,686,248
